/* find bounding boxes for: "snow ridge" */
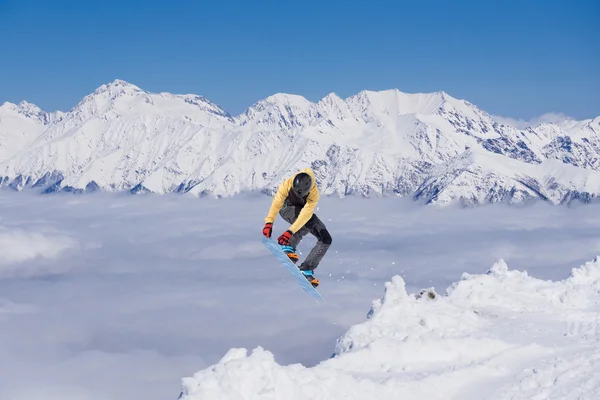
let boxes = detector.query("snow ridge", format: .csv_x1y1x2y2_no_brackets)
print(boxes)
178,257,600,399
1,79,599,205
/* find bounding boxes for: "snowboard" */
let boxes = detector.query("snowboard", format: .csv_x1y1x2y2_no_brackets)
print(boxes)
262,236,325,302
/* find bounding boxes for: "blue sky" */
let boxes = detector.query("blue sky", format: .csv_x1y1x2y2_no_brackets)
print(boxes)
0,0,598,119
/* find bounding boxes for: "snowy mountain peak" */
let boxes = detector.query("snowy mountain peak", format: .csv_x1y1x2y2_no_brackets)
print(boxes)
0,101,54,163
66,79,147,117
97,79,145,97
16,100,44,113
316,93,353,120
244,93,317,116
239,93,321,128
320,92,344,104
93,79,143,94
64,79,231,123
262,92,312,106
346,89,451,117
1,100,43,114
0,100,54,125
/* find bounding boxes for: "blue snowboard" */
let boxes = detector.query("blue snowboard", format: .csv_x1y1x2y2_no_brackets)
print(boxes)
262,237,325,302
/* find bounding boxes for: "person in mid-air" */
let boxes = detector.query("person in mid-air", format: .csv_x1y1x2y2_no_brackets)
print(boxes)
262,167,332,288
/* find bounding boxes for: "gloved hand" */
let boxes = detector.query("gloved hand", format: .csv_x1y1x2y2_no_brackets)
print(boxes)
262,222,272,238
278,230,293,246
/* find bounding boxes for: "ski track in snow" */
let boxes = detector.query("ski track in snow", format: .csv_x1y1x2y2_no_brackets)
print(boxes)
1,192,600,399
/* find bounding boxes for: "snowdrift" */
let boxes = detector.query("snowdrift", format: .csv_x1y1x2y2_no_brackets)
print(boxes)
178,258,600,399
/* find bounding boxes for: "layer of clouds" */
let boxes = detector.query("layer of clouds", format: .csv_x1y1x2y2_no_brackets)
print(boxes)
1,192,600,399
491,112,575,129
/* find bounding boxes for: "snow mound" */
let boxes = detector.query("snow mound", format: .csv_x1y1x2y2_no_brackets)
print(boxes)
178,257,600,399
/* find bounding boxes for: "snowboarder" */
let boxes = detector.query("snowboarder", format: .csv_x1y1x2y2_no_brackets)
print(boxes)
262,167,332,288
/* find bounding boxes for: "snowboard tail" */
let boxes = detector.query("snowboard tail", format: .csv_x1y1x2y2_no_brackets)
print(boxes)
262,236,325,302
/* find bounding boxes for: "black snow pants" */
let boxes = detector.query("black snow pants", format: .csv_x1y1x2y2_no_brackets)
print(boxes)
279,204,332,271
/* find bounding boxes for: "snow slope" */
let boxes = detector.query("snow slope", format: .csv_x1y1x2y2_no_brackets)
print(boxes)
1,80,599,204
179,257,600,399
0,101,57,163
415,148,600,205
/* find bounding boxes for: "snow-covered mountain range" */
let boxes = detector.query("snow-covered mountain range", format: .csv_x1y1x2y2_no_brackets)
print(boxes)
1,79,599,205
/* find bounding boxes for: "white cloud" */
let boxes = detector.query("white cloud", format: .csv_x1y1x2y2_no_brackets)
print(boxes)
0,229,79,276
491,112,575,129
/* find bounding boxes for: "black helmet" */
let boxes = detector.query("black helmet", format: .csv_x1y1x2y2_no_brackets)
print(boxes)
292,172,312,197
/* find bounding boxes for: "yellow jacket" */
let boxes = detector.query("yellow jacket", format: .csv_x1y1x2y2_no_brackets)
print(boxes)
264,168,320,233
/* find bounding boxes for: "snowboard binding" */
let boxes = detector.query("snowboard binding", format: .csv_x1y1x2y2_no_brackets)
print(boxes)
300,269,319,288
280,245,299,264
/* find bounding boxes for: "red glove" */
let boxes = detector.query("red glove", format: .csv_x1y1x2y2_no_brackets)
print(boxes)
262,223,273,238
278,230,293,246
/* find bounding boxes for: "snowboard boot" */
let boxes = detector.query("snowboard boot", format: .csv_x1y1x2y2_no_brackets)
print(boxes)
300,269,319,288
280,245,299,264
